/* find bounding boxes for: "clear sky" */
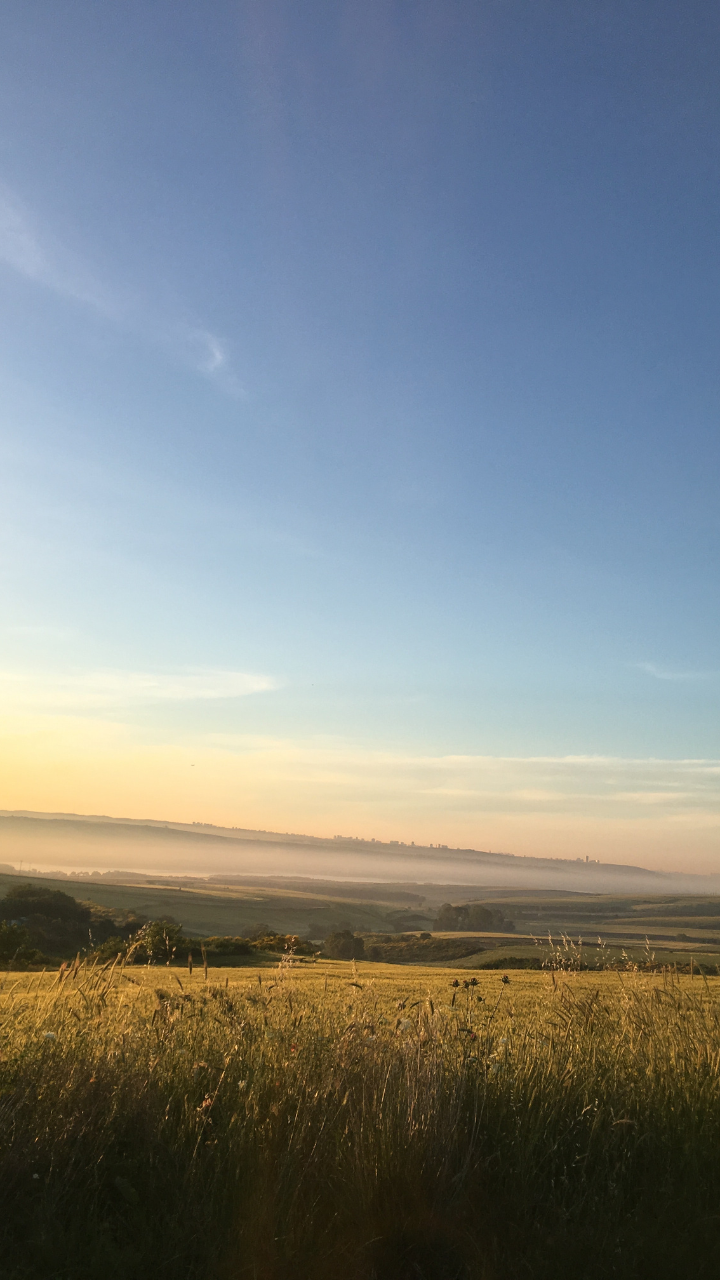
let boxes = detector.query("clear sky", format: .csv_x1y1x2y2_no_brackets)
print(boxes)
1,1,719,871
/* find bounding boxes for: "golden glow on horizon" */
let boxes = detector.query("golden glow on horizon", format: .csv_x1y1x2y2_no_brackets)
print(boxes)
1,712,719,873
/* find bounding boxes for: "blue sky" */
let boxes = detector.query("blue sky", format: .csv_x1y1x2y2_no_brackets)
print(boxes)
1,2,719,867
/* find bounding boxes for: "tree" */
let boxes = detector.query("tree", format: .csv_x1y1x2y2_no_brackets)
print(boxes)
127,919,186,964
324,930,365,960
0,883,89,923
433,902,514,932
0,921,48,968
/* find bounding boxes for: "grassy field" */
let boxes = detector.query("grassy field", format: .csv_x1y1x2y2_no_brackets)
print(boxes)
2,959,720,1278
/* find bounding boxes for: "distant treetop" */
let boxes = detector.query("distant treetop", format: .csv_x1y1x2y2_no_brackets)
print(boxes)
0,883,89,922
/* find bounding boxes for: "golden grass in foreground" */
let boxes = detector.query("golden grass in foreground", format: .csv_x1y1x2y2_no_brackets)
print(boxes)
2,961,720,1279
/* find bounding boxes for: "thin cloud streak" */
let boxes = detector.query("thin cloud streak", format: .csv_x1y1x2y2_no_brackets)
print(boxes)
0,668,278,710
0,187,109,310
636,661,716,682
0,190,46,278
0,186,237,388
200,737,720,817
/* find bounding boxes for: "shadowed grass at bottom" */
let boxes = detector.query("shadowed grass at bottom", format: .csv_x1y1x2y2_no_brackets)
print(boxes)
1,963,719,1279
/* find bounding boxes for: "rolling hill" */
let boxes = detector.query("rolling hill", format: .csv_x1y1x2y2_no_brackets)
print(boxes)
1,809,719,895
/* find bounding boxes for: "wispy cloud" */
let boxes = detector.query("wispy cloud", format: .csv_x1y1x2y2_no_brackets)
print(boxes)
0,668,277,710
192,329,226,373
197,741,720,820
173,325,244,395
0,190,46,279
0,186,239,389
0,187,107,310
636,661,715,682
0,624,79,641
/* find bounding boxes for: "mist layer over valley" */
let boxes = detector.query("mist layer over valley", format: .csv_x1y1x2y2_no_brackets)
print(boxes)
2,811,718,896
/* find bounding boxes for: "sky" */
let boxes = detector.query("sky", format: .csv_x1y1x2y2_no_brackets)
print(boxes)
1,1,719,872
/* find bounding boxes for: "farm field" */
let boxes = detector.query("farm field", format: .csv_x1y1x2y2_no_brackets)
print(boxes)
4,869,720,970
2,960,720,1278
0,870,433,939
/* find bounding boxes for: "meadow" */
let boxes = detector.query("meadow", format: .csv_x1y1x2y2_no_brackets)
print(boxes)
2,959,720,1278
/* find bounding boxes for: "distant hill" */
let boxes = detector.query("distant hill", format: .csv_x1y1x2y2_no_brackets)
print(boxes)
1,809,718,895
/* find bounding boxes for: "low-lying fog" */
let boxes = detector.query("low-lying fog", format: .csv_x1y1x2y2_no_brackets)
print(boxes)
2,813,719,895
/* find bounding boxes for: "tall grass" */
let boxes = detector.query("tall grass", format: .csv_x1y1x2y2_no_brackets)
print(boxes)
2,962,720,1278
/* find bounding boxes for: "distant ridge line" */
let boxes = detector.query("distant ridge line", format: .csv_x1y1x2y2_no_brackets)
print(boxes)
2,809,718,893
0,807,670,874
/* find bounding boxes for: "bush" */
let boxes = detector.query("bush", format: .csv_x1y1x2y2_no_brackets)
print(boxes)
92,929,317,966
0,922,29,960
89,935,129,963
361,933,487,964
0,922,48,968
201,937,252,956
248,932,316,956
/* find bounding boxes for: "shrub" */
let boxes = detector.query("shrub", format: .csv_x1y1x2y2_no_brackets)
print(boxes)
201,936,253,956
361,933,486,964
0,922,48,968
89,935,129,963
249,932,316,956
